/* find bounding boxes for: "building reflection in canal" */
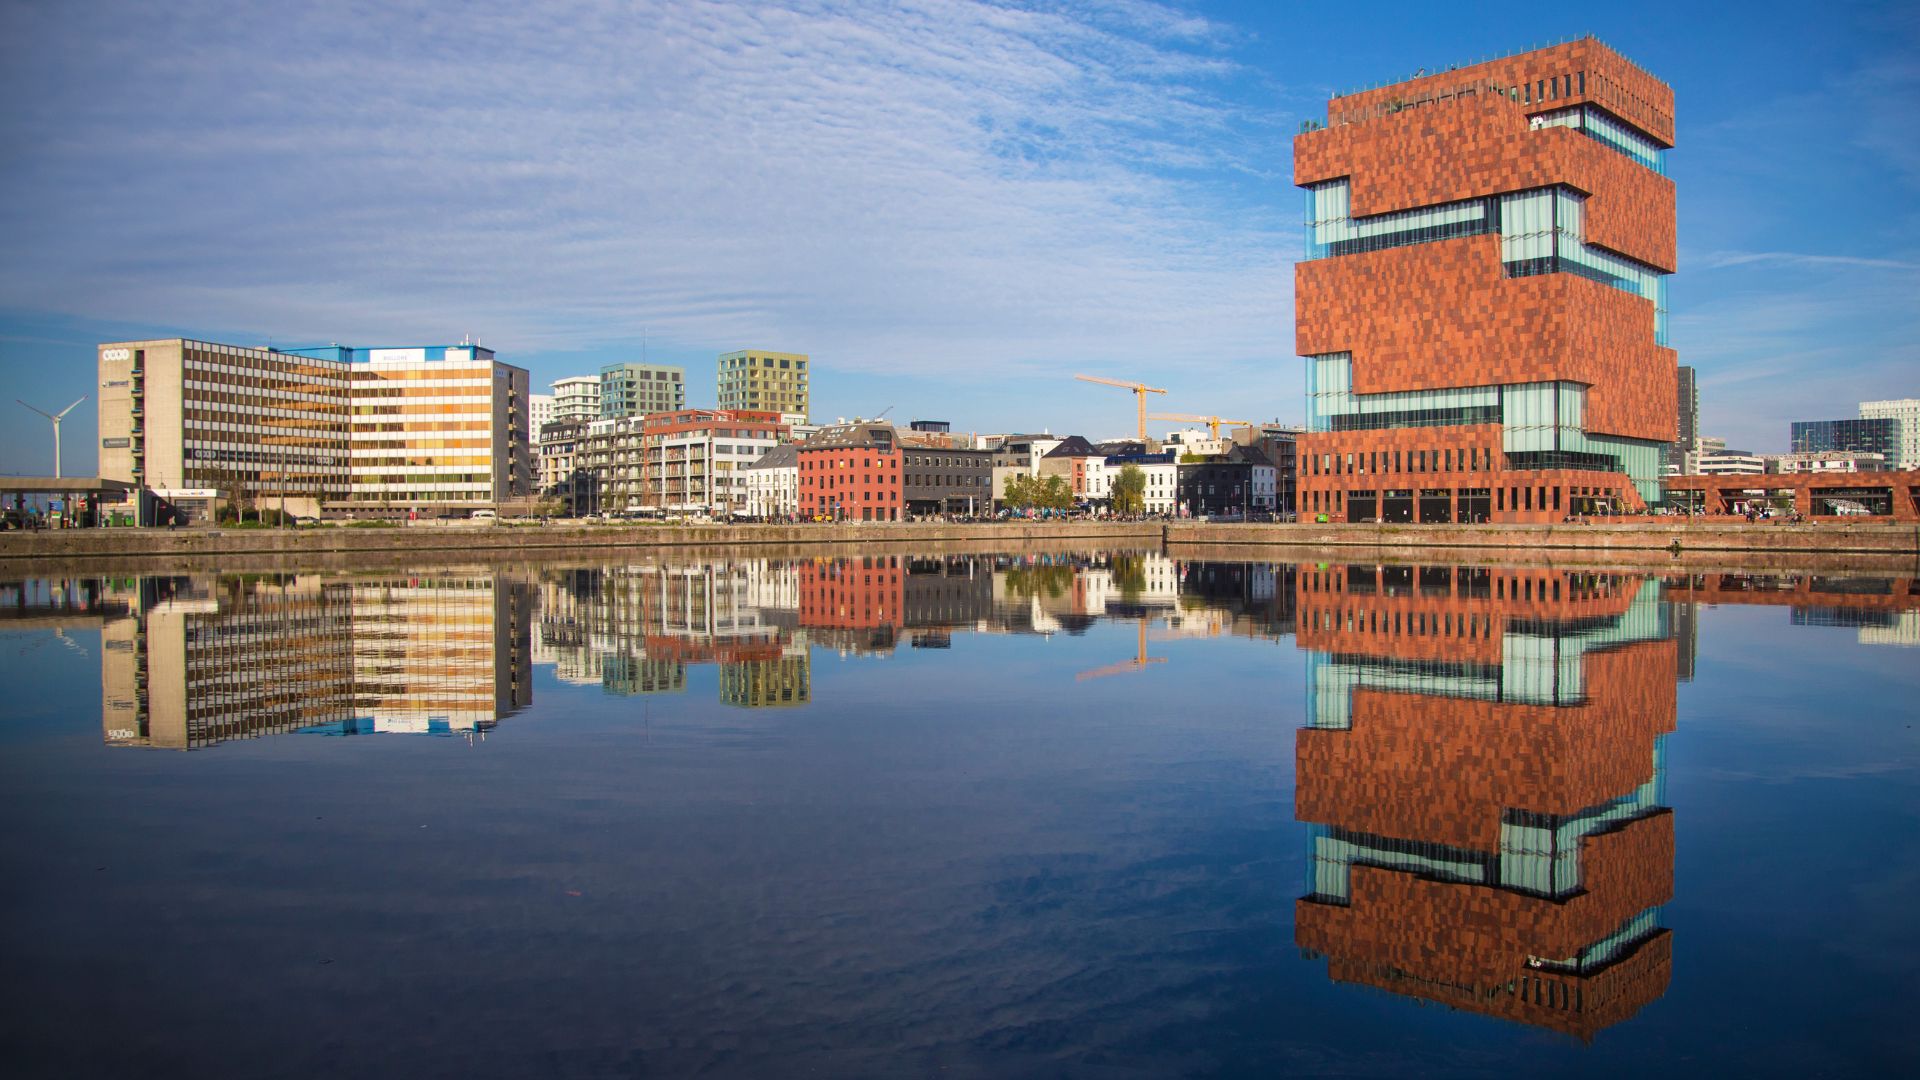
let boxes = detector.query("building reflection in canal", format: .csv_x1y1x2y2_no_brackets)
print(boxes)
53,554,1920,1041
1292,564,1677,1039
100,572,532,749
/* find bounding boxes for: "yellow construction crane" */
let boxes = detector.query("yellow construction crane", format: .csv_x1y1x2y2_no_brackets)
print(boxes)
1075,374,1168,441
1149,412,1255,440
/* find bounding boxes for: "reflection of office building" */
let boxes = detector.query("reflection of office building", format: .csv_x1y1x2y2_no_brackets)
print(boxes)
338,574,532,734
1294,565,1676,1039
102,577,354,749
102,573,530,749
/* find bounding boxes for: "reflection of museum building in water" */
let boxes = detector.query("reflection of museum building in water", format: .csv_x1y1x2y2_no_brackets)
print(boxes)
1293,565,1676,1038
101,573,531,749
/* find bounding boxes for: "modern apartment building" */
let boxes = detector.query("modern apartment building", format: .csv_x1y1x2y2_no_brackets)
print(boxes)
529,393,554,436
282,343,532,516
1295,39,1677,523
599,362,685,419
551,375,602,424
1858,399,1918,469
717,350,809,420
640,409,782,517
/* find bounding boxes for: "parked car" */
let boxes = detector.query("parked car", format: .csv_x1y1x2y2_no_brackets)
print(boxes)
470,509,497,521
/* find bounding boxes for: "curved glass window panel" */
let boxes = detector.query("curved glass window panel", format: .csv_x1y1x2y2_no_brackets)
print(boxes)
1304,180,1493,260
1498,189,1558,264
1582,107,1668,175
1531,105,1668,175
1307,353,1500,433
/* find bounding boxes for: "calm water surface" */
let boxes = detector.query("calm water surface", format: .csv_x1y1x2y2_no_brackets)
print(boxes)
2,552,1916,1078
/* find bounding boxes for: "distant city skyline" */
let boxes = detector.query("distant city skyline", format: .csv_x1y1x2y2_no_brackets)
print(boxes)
2,0,1915,473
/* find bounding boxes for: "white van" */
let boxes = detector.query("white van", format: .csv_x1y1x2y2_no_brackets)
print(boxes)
470,509,497,521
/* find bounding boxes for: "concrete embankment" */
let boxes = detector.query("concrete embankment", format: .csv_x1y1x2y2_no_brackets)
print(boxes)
2,519,1914,572
0,520,1156,564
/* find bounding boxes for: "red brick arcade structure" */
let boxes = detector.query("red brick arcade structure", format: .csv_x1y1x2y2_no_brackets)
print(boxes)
1295,40,1677,524
1663,471,1920,522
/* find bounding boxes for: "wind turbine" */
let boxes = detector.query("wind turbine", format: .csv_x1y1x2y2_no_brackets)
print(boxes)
17,397,87,478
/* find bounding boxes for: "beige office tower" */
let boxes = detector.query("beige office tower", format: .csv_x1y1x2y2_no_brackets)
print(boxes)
98,339,532,518
717,350,809,420
97,340,352,518
338,346,531,516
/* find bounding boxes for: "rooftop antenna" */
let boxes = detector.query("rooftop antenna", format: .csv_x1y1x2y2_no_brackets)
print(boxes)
17,396,87,478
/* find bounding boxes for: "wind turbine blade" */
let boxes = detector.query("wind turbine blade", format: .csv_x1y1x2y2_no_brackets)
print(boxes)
56,396,87,419
16,399,54,421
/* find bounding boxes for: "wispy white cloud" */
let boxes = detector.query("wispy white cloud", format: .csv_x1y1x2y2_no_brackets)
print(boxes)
1694,251,1920,272
0,0,1296,378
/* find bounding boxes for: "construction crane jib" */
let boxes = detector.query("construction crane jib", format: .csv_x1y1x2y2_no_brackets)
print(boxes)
1148,412,1254,441
1074,374,1168,441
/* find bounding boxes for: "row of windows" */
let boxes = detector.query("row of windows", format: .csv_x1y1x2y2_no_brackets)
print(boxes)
1305,445,1498,477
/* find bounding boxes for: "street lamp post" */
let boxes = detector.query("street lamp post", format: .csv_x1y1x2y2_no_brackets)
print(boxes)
17,397,87,479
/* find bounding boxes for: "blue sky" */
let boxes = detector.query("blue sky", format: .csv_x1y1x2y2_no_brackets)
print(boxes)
1,0,1914,474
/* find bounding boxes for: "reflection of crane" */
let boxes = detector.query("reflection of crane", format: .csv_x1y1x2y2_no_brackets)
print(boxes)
1075,375,1167,441
1075,618,1167,681
1150,412,1254,440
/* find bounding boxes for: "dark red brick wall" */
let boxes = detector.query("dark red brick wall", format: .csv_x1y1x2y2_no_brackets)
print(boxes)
1297,93,1676,271
1296,236,1675,443
1324,38,1674,148
798,447,902,521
